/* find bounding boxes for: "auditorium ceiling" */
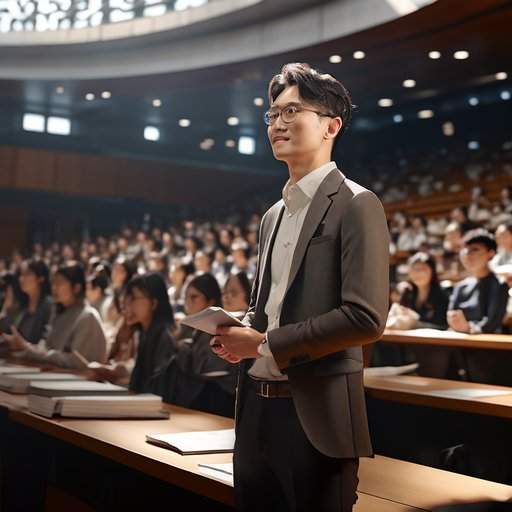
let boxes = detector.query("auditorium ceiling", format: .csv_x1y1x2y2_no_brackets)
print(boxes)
0,0,510,176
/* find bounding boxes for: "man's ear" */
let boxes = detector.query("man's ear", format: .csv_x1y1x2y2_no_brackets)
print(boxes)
324,117,342,141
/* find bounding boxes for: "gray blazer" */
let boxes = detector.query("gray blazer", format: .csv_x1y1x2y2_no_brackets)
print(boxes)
238,168,389,458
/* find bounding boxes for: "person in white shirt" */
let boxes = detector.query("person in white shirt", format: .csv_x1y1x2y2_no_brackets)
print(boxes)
211,63,389,512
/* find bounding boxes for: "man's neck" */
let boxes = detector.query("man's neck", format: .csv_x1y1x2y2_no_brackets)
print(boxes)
287,155,332,184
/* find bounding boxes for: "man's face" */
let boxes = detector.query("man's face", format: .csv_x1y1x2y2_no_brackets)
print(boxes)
460,243,494,274
267,85,332,163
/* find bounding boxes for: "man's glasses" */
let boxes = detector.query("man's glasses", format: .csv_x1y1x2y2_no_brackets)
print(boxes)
264,103,335,126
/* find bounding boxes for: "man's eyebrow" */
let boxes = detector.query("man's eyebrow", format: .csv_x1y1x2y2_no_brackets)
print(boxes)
269,101,301,110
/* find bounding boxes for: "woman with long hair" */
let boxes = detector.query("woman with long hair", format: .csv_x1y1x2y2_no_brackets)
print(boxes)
5,261,107,369
163,273,236,417
126,273,177,394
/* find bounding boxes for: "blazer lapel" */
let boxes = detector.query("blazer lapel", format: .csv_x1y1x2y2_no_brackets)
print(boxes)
256,202,285,314
284,169,345,297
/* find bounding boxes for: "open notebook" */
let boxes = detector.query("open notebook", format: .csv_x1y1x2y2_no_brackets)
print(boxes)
28,393,169,419
0,372,85,394
28,380,130,397
146,428,235,455
180,307,244,335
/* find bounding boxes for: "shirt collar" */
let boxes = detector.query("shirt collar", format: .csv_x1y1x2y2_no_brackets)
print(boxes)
282,161,337,216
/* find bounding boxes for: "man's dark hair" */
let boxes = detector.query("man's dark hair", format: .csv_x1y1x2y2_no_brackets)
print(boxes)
55,261,86,298
463,229,497,252
268,62,353,143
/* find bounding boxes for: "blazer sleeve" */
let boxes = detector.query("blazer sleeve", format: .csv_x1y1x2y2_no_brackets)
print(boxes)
267,191,390,371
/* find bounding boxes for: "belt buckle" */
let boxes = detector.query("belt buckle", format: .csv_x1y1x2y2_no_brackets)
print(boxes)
260,382,271,398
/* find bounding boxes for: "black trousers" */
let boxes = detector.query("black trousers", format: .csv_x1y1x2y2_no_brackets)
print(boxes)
233,385,359,512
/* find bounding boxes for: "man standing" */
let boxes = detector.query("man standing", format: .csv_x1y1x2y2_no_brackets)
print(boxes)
212,63,389,512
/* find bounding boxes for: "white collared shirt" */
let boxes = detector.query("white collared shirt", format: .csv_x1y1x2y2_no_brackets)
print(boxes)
248,161,337,380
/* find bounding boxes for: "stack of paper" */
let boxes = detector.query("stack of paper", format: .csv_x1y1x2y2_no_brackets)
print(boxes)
180,307,244,335
0,372,85,394
146,428,235,455
28,393,168,419
364,363,419,377
28,380,130,397
0,366,41,375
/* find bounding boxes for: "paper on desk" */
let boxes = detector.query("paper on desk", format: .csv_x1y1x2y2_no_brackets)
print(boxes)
423,388,512,399
364,363,419,377
180,307,244,335
403,328,468,338
146,428,235,455
198,462,234,485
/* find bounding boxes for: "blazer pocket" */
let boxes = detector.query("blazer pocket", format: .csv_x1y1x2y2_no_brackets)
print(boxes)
309,235,334,246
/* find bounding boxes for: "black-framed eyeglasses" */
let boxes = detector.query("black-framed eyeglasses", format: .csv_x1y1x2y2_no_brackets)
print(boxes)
264,103,335,126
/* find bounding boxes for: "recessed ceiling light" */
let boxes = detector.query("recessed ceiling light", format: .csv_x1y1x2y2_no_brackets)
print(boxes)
238,136,255,155
468,140,479,150
428,50,441,59
200,138,215,150
453,50,469,60
393,114,403,123
496,72,508,81
418,109,434,119
144,126,160,141
468,97,479,106
22,113,45,133
403,79,416,88
47,116,71,136
329,54,342,64
85,93,95,101
225,139,236,148
501,90,511,101
178,118,191,127
227,116,239,126
253,97,264,107
152,98,162,107
442,121,455,136
378,98,393,107
101,91,111,99
353,50,366,60
55,86,64,94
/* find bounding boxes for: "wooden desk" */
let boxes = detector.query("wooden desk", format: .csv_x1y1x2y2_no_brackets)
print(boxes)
365,374,512,419
382,329,512,351
8,405,512,511
359,455,512,510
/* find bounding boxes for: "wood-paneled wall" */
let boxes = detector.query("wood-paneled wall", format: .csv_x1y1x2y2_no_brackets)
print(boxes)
0,145,279,207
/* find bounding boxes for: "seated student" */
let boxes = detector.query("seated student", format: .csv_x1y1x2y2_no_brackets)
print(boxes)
400,252,449,329
4,261,107,369
447,229,510,384
102,257,137,335
126,273,177,395
162,273,236,417
448,229,509,334
86,294,137,386
0,272,26,335
86,264,111,322
15,260,53,344
398,252,451,377
222,271,251,314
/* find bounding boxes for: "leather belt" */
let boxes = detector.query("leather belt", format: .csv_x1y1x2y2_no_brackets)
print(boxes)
249,378,292,398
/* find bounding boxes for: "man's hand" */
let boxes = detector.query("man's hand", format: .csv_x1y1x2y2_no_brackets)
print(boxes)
447,309,470,333
3,325,29,352
210,326,265,362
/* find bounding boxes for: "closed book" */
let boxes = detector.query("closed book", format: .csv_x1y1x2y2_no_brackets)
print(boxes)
0,372,85,394
28,393,168,419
